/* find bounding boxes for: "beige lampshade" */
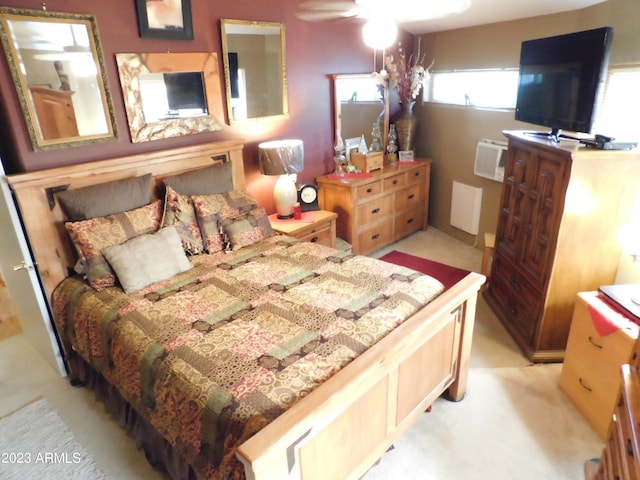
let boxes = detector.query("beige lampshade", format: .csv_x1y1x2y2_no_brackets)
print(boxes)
258,139,304,176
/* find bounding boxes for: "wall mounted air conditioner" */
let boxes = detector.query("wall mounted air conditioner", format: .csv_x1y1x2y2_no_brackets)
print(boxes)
474,139,508,182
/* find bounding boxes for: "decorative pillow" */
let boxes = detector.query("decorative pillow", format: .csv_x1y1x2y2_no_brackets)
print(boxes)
191,190,259,253
65,200,163,290
161,186,204,255
102,226,192,294
163,162,233,195
57,174,153,221
221,206,274,251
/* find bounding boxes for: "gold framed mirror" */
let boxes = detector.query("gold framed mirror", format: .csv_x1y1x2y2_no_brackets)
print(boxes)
333,73,390,150
115,52,225,143
220,19,288,124
0,7,117,151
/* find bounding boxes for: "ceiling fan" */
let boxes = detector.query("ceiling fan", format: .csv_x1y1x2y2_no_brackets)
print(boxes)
296,0,471,25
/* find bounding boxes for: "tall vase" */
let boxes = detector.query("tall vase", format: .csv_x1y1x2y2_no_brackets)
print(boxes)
395,102,418,152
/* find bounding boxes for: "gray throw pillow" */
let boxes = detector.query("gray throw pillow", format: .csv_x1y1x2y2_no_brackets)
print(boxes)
57,174,153,221
163,162,233,195
102,226,192,293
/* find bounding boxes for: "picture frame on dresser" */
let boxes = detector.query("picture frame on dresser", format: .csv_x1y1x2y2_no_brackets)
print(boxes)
135,0,194,40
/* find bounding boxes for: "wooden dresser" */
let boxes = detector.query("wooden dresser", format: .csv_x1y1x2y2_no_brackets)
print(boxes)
317,160,431,255
483,131,640,362
586,337,640,479
560,292,639,441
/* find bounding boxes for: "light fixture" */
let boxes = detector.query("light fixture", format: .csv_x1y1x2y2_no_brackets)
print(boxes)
258,139,304,219
362,16,397,50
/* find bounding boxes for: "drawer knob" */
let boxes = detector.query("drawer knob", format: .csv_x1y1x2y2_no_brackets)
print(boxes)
366,187,373,193
408,194,415,200
506,300,517,315
407,218,414,224
578,378,593,392
392,179,398,185
371,207,380,214
414,171,420,177
628,439,634,458
310,236,318,243
372,233,380,240
508,276,521,292
588,336,603,349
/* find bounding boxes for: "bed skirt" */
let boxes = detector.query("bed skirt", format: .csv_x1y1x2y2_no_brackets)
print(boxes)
80,358,201,480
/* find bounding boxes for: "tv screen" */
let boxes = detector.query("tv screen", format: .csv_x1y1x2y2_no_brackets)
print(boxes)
515,27,613,140
163,72,208,113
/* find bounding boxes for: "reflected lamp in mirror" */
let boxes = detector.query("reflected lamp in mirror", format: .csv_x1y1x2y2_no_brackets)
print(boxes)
258,139,304,219
221,19,288,124
0,7,117,151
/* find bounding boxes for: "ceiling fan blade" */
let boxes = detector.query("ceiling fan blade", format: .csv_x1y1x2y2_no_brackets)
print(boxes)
296,10,359,21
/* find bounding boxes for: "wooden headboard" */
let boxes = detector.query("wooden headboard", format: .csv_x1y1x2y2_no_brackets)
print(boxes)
7,139,245,303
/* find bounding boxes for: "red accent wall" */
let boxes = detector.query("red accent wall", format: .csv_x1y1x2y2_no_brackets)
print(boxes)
0,0,413,211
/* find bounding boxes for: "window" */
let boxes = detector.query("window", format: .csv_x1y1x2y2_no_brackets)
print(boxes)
426,69,519,109
594,65,640,140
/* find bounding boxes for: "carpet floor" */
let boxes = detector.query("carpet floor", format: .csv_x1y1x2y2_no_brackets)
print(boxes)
0,398,107,479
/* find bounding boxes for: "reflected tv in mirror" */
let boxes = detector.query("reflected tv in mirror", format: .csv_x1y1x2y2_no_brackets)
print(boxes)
515,26,613,141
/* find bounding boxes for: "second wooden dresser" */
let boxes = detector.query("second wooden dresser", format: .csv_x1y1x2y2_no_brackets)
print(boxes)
560,292,639,441
317,160,431,255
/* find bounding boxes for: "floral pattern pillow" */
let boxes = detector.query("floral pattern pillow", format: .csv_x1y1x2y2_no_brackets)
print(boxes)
221,206,274,251
191,190,259,253
161,186,204,255
65,200,163,290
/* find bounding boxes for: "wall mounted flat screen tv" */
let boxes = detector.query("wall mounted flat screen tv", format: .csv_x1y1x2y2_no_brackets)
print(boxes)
515,26,614,141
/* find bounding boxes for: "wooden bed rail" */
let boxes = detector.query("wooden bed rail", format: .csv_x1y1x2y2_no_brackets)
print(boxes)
237,272,485,480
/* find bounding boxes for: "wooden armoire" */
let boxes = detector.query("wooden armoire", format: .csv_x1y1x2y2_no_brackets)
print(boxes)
484,130,640,362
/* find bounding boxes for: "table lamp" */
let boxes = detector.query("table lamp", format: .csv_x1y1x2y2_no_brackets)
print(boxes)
258,139,304,219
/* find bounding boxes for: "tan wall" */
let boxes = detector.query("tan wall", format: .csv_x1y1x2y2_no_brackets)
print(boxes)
415,0,640,247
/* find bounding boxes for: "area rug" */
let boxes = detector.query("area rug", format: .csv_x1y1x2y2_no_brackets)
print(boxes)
0,398,107,480
379,250,470,290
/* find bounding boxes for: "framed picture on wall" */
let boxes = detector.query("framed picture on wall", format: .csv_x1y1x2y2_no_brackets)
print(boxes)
136,0,194,40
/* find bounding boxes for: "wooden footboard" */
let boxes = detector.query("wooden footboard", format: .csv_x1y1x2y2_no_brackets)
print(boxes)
237,272,484,480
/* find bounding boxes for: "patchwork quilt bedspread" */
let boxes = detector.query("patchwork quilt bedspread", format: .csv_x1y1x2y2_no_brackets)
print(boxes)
52,236,444,479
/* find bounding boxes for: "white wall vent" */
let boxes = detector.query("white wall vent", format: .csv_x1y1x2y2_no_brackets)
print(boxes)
474,139,507,182
450,181,483,235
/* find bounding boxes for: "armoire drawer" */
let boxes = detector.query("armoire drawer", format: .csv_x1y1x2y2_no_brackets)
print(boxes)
492,254,542,319
488,268,536,340
355,181,382,201
383,172,406,191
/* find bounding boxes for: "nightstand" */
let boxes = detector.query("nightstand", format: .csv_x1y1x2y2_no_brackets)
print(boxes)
269,210,337,248
560,291,639,440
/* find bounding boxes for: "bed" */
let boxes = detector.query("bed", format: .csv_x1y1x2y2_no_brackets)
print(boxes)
7,139,485,480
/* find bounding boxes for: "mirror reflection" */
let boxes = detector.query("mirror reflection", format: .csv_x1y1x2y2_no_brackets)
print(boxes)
0,7,117,151
221,19,288,124
116,52,224,143
139,71,208,123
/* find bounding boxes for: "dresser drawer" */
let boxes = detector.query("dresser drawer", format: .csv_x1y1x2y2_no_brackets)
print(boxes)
357,221,393,254
384,172,406,191
395,207,423,240
559,359,617,440
357,195,393,225
355,181,382,201
395,184,422,212
407,166,427,185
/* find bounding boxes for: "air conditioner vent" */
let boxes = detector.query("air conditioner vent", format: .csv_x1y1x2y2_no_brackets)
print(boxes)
474,139,507,182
